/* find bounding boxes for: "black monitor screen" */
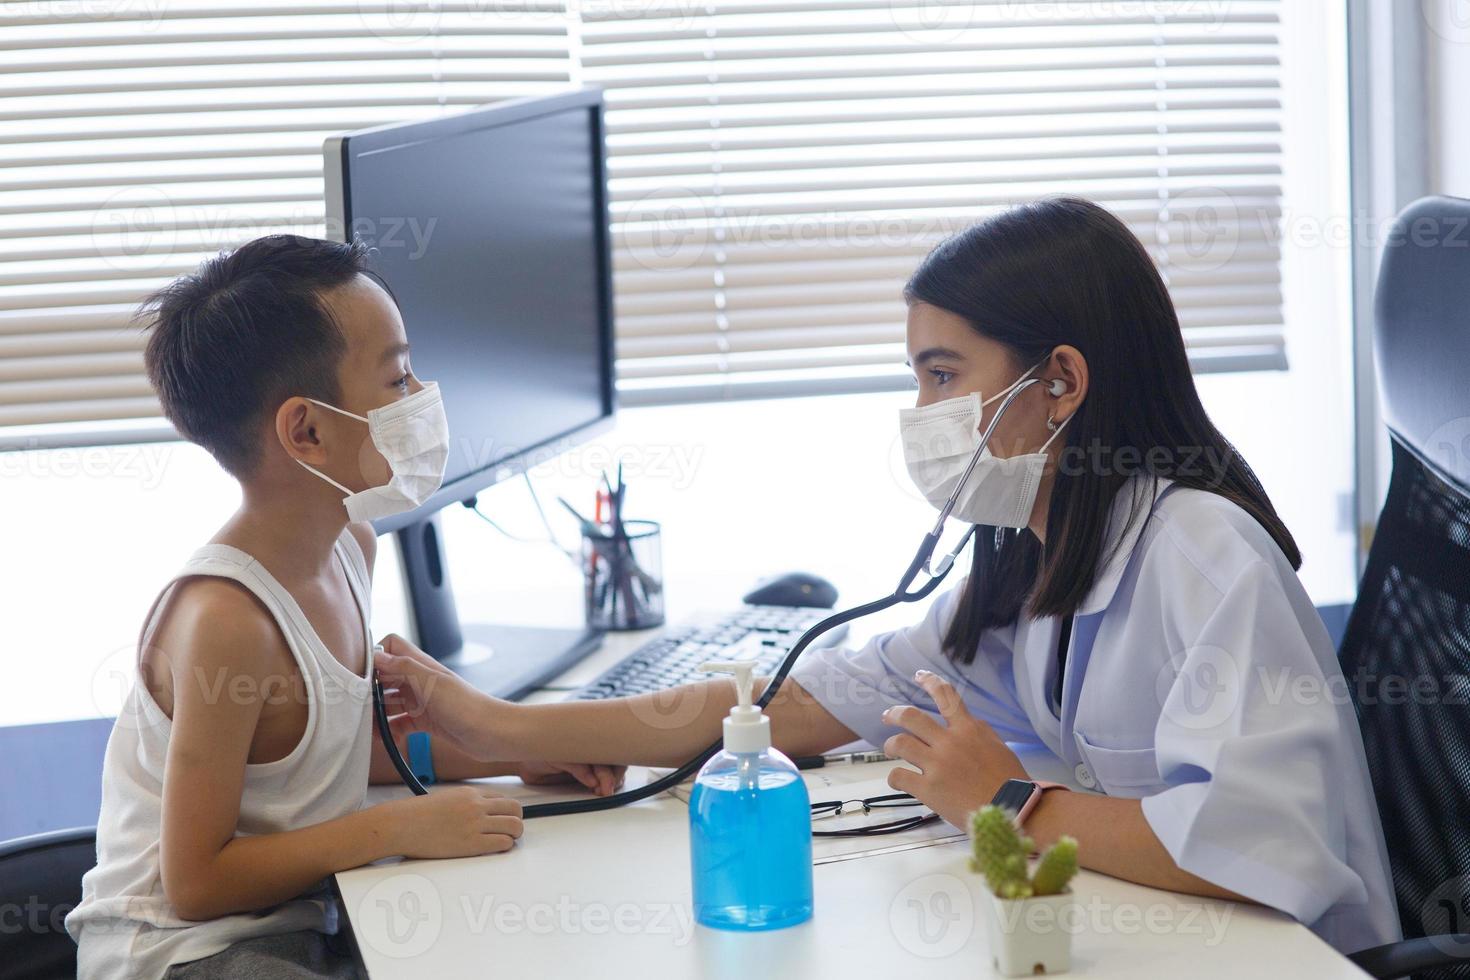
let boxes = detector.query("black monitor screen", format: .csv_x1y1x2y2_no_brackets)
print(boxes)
336,98,614,530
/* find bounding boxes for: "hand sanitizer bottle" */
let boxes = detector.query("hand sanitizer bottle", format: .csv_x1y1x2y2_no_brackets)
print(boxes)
689,660,814,931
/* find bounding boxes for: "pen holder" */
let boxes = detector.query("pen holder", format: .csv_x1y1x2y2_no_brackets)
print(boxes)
583,519,665,631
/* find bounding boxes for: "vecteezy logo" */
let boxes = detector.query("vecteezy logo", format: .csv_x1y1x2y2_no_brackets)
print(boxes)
889,873,974,959
359,0,443,43
1421,0,1470,45
1157,186,1242,275
889,0,978,44
91,644,168,733
626,677,712,732
90,185,177,273
1425,416,1470,486
1420,876,1470,960
357,873,442,960
622,186,711,273
1155,644,1243,732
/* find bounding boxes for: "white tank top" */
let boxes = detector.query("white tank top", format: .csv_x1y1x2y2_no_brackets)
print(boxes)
67,529,376,980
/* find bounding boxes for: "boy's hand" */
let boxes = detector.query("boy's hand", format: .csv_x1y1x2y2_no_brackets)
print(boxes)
389,786,524,859
375,633,504,758
518,760,626,797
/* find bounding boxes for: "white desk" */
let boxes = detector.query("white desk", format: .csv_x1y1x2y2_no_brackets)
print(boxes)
336,616,1368,978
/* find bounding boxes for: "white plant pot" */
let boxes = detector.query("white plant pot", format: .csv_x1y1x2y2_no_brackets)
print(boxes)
982,889,1074,977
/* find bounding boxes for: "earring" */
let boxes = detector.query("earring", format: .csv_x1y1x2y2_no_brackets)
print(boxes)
1046,415,1059,433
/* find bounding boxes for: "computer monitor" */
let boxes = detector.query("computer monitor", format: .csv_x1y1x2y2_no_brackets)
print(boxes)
324,89,615,698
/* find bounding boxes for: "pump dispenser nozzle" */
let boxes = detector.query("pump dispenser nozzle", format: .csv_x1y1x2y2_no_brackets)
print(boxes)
702,660,770,754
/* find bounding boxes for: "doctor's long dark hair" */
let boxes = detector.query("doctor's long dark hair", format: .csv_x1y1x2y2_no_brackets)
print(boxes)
906,197,1301,664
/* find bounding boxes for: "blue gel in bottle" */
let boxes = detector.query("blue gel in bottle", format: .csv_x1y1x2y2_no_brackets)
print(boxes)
689,661,813,931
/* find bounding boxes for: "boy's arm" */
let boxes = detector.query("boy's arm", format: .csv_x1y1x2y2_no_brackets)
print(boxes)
157,583,404,919
157,584,521,922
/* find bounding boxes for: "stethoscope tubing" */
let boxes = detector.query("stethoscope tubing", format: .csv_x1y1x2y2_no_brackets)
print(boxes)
373,380,1040,817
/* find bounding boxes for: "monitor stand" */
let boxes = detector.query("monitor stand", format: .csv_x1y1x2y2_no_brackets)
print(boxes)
395,512,603,701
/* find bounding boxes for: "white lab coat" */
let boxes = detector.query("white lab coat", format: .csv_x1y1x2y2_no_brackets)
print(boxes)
790,476,1400,953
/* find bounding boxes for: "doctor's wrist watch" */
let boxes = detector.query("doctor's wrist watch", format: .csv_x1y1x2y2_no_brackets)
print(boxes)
990,778,1067,829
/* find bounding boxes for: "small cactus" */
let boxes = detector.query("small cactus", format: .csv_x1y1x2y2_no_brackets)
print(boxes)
969,806,1031,897
1031,835,1078,896
968,805,1079,899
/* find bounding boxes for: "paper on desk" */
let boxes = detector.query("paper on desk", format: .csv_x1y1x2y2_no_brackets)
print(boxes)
465,766,665,806
462,759,908,808
653,761,967,866
806,773,968,866
656,756,892,803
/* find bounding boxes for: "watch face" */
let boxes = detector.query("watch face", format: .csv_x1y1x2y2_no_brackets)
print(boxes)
990,778,1036,817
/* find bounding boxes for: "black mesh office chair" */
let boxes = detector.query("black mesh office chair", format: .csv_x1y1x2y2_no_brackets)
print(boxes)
0,827,94,980
1340,195,1470,980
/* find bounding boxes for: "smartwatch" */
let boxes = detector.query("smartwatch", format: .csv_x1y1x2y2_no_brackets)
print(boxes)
990,778,1066,829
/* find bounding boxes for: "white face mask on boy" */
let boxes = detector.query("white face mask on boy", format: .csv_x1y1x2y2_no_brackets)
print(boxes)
297,381,450,523
898,364,1068,529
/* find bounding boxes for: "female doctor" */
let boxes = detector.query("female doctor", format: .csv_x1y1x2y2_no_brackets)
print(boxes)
375,197,1400,953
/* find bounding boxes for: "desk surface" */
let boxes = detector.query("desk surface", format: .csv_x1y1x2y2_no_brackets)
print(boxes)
337,617,1368,979
337,783,1365,979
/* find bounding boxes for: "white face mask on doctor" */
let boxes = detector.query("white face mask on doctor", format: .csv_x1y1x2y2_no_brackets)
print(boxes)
296,381,450,523
898,362,1068,529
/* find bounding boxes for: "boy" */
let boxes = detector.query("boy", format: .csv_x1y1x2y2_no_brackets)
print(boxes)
66,235,620,979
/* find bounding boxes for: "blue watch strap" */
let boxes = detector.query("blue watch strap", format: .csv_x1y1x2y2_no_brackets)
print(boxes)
406,732,436,786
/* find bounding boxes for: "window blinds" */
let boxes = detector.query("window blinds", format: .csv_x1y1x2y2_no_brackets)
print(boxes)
0,0,573,436
1,0,1284,437
591,0,1286,403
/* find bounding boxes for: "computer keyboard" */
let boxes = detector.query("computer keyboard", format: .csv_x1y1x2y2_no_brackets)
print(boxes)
570,605,849,700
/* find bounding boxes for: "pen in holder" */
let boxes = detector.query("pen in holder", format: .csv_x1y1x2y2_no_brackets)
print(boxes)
583,518,665,631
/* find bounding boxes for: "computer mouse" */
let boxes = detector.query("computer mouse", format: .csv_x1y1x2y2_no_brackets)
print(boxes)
742,571,839,609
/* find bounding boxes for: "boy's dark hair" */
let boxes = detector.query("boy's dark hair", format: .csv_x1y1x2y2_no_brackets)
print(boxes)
141,234,370,476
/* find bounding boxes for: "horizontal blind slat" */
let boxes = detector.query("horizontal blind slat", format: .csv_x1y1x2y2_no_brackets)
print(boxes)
0,396,164,429
0,352,146,385
1,0,1286,436
0,2,566,28
0,331,144,359
0,375,156,407
2,6,575,438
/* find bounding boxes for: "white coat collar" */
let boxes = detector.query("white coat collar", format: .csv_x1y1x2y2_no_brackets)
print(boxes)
1073,475,1175,616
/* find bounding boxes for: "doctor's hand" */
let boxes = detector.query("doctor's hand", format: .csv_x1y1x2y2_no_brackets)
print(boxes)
517,759,626,797
883,670,1029,830
375,633,507,760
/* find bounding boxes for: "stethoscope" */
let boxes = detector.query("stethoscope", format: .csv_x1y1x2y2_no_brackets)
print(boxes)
374,374,1066,818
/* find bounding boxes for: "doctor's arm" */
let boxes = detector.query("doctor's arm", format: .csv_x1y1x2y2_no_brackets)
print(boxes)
885,671,1253,904
1024,788,1253,903
374,633,858,767
376,636,1244,900
367,719,626,796
349,529,622,794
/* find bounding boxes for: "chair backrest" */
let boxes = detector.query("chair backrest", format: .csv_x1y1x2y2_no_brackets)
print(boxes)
1340,195,1470,957
1373,195,1470,489
0,827,95,980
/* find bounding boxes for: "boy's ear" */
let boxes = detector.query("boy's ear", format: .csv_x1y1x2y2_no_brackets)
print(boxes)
275,397,328,466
